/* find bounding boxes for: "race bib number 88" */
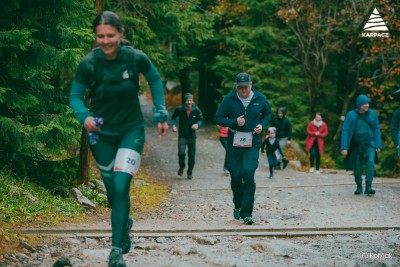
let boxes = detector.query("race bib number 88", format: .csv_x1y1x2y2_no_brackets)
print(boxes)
233,131,253,147
114,148,141,176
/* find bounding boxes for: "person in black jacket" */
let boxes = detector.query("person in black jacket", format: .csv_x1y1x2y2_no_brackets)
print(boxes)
270,107,292,169
261,127,289,178
171,93,204,179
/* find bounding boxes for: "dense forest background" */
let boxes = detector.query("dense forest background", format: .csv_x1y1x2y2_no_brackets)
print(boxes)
0,0,399,186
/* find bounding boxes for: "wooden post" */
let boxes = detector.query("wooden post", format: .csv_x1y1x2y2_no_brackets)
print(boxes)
76,0,105,185
77,127,90,185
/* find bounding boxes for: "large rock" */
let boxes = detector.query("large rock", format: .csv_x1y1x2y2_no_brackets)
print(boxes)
69,188,96,210
92,179,107,194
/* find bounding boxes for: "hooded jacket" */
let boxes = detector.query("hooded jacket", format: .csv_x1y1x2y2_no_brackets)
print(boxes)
270,107,292,140
340,94,382,151
214,88,271,146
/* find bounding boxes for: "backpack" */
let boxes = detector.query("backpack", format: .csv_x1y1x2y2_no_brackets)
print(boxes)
89,45,139,97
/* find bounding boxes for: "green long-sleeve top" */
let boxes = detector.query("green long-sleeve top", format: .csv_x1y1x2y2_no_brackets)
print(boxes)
69,45,168,135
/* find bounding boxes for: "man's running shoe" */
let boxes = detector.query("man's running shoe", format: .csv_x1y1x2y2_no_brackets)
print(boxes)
233,208,241,220
223,168,230,176
243,216,255,225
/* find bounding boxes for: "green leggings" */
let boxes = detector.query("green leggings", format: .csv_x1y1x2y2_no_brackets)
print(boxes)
89,126,145,248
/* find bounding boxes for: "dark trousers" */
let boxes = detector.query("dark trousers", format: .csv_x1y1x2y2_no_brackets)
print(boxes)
354,146,375,184
227,143,260,218
178,137,196,175
310,141,320,170
219,137,228,169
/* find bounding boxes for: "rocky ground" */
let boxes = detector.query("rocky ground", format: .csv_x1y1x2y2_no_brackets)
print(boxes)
2,96,399,267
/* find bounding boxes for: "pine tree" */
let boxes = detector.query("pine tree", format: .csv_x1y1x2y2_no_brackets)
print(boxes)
0,0,94,185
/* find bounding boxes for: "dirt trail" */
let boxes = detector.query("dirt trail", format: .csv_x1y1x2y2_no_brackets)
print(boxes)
2,95,399,267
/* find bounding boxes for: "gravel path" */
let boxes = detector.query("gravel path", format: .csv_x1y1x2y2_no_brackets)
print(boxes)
2,95,399,267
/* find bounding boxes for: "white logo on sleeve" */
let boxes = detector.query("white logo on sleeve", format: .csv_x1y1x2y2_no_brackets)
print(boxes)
122,70,130,79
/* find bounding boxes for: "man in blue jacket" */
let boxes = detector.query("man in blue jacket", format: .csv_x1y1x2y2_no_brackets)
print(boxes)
341,94,382,195
214,72,272,225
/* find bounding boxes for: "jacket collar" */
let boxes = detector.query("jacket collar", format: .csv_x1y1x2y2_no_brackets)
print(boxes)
229,87,261,99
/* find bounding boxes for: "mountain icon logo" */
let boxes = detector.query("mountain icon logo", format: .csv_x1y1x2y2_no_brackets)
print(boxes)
363,8,389,31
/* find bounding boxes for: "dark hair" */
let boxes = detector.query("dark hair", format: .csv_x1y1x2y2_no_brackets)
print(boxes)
277,107,286,115
93,11,124,33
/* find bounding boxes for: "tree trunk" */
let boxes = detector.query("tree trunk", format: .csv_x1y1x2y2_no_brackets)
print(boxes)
95,0,105,12
198,64,220,121
331,45,359,157
77,0,104,185
77,128,90,185
180,68,190,103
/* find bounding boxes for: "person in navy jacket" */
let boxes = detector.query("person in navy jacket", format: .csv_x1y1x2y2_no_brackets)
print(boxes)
214,72,272,225
171,93,204,179
341,94,382,195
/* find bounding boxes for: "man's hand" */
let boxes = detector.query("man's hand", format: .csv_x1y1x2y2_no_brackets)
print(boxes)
84,116,101,132
172,125,177,132
287,140,291,145
341,150,348,156
254,124,262,134
237,115,245,126
192,124,199,130
376,148,381,153
158,122,169,136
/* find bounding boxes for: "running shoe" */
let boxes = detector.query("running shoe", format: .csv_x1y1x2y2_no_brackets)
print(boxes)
121,217,133,254
108,247,126,267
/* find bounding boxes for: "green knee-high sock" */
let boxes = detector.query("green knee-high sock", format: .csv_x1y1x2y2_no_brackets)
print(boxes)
111,172,132,248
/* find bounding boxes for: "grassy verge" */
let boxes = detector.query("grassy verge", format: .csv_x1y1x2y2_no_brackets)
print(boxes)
131,167,170,216
0,169,85,255
0,166,170,255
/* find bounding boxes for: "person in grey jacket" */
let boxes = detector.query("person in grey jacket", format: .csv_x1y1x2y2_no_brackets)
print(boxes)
341,94,382,195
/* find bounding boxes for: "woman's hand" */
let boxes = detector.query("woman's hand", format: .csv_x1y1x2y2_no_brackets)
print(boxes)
84,116,101,132
158,122,169,136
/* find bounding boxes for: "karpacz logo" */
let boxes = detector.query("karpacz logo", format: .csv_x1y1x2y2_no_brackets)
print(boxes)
362,8,389,38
